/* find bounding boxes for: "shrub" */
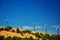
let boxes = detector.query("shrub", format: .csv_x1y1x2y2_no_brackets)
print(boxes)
35,33,41,38
29,36,33,40
16,28,20,33
4,26,12,31
5,36,12,40
40,33,43,36
12,36,24,40
12,36,17,40
11,29,15,32
50,35,60,40
0,36,4,40
0,28,4,31
23,30,31,33
24,36,33,40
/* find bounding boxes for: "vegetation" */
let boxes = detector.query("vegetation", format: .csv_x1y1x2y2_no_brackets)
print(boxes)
0,27,60,40
23,30,31,33
5,36,12,40
0,36,33,40
0,35,4,40
0,28,4,31
16,28,20,33
11,29,15,32
0,35,60,40
4,26,12,31
35,32,41,38
42,34,60,40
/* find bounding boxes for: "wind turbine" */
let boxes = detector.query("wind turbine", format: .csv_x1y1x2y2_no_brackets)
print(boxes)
32,23,36,31
6,19,9,27
44,24,48,34
19,23,23,29
56,25,60,35
51,25,60,35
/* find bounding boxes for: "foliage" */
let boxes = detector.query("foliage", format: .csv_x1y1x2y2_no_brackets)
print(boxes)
0,27,60,40
0,28,4,31
23,30,31,33
4,26,12,31
35,32,41,38
5,36,12,40
24,36,33,40
0,34,60,40
42,34,51,40
0,35,4,40
16,28,20,33
11,29,15,32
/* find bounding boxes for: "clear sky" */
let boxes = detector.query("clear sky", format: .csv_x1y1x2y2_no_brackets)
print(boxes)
0,0,60,34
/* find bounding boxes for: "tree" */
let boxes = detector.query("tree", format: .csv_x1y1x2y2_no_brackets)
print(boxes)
4,26,12,31
16,28,20,33
0,28,4,31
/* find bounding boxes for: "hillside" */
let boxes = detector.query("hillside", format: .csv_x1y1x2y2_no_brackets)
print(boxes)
0,26,60,40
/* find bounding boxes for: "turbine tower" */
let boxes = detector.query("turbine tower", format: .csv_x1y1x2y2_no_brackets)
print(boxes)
56,25,59,35
19,23,23,29
44,24,47,34
6,19,9,27
33,23,36,31
20,23,23,29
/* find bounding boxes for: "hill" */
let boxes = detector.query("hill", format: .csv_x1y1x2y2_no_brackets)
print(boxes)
0,26,60,40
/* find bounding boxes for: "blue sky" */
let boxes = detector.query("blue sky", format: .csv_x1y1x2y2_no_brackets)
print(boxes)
0,0,60,34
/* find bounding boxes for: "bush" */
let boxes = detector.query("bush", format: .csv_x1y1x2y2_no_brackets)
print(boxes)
42,34,50,40
12,36,17,40
11,29,15,32
35,33,41,38
4,26,12,31
23,30,31,33
5,36,12,40
50,35,60,40
16,28,20,33
0,36,4,40
12,36,24,40
40,33,43,36
29,36,33,40
24,36,33,40
0,28,4,31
